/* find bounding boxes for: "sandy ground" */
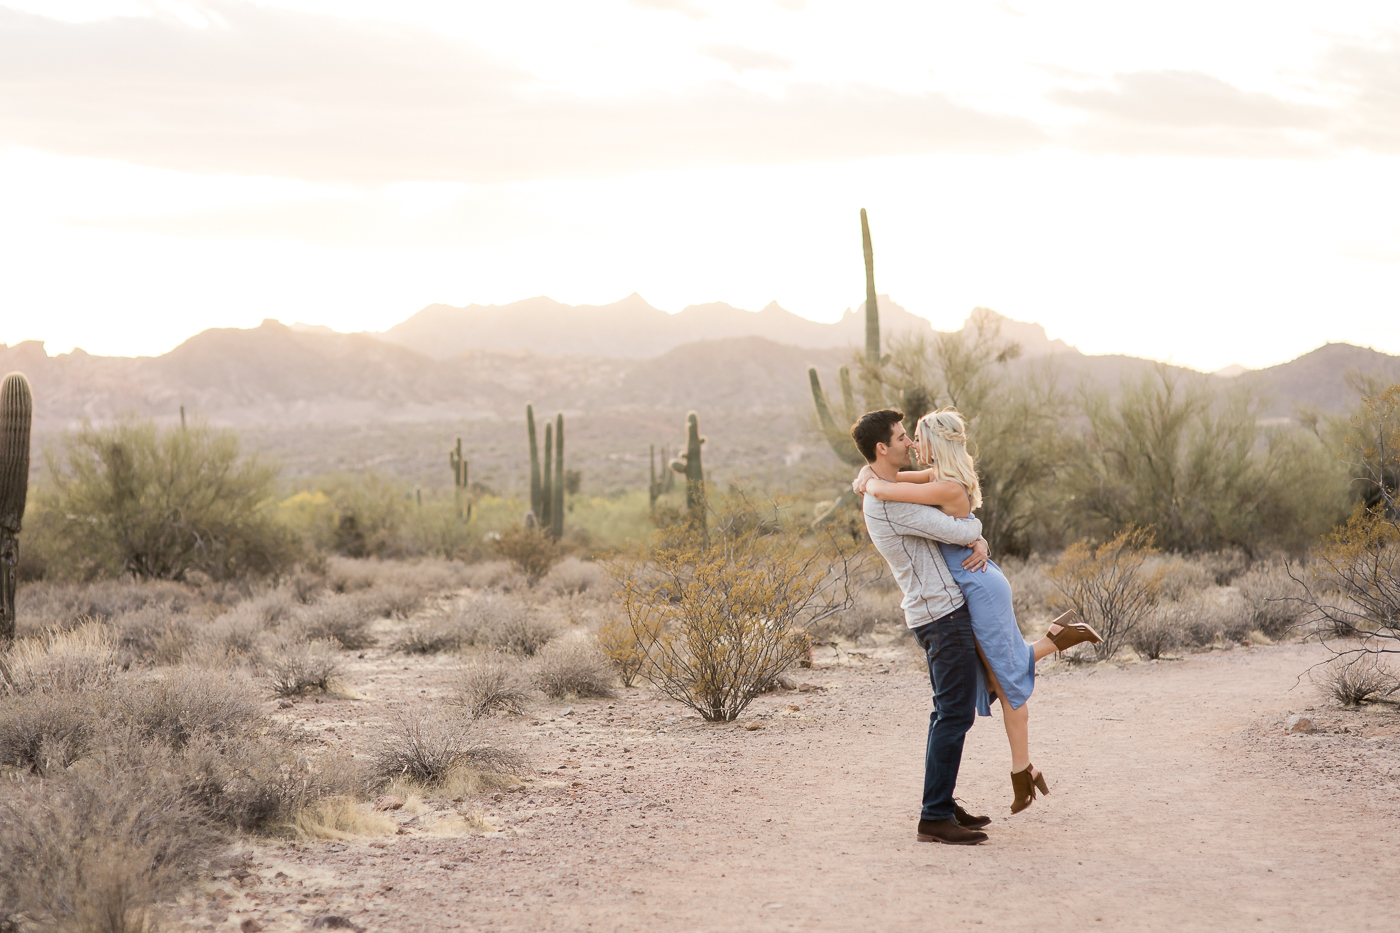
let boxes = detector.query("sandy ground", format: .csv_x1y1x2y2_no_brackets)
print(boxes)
178,636,1400,933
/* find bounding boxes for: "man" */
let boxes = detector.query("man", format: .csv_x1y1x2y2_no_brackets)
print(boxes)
851,409,992,846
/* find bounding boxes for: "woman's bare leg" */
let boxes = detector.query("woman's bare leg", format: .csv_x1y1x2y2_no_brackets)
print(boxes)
976,643,1032,773
1031,619,1068,662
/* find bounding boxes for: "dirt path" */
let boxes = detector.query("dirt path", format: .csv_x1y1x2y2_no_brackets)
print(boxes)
190,641,1400,933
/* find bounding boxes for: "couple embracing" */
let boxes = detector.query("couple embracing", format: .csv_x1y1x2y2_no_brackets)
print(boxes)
849,408,1101,846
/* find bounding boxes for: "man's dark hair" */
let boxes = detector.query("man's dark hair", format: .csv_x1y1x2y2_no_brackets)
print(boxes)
851,409,905,463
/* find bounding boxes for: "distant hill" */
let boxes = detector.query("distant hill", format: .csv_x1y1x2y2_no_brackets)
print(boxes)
375,294,1075,361
3,305,1397,495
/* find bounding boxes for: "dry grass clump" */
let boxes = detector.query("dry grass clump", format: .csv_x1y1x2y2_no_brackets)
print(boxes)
326,556,468,596
442,592,558,656
293,795,396,840
1129,616,1178,660
1313,656,1400,707
813,589,902,642
0,750,221,933
292,593,378,649
118,670,260,749
453,659,532,718
265,639,342,697
459,560,527,592
1149,556,1219,602
393,616,467,654
14,579,198,636
371,712,527,786
1,622,118,696
540,558,613,600
999,556,1059,629
0,691,99,774
185,608,267,668
110,604,199,667
1170,589,1253,647
531,637,617,700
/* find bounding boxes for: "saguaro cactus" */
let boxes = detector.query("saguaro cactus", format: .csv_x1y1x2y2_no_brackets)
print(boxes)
809,207,887,466
527,404,542,522
669,411,706,525
552,413,565,540
450,436,471,520
0,372,32,644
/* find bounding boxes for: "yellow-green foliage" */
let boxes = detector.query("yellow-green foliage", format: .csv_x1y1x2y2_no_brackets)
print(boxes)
28,418,299,581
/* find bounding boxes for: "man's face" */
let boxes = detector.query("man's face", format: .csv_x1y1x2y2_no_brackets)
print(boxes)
877,421,915,469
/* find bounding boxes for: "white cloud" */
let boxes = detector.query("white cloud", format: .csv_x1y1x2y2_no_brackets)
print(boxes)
699,43,792,73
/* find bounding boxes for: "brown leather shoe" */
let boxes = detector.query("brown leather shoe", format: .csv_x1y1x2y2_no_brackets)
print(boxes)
954,801,991,830
917,818,988,845
1047,610,1103,654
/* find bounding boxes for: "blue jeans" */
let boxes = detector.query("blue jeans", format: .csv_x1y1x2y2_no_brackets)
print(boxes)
911,604,979,822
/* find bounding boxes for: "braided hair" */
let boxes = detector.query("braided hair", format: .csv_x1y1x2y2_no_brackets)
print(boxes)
914,408,982,510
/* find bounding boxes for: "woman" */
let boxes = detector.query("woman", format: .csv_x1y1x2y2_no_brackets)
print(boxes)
854,408,1101,813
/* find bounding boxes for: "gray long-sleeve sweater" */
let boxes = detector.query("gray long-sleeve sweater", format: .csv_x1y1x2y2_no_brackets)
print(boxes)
862,496,983,629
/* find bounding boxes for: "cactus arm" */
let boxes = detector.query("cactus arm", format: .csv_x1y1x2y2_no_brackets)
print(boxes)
1,372,33,644
542,422,553,531
552,413,565,540
861,207,879,367
810,367,865,467
527,404,541,521
838,365,859,427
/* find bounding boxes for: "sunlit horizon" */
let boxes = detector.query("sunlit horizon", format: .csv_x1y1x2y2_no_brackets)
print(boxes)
4,0,1400,371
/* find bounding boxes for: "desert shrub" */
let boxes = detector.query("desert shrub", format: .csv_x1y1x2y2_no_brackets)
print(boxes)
354,584,424,620
999,556,1058,630
240,587,299,626
494,525,562,585
531,637,616,699
266,639,341,697
31,418,300,581
0,622,118,696
452,658,532,718
109,604,198,667
393,616,466,654
595,616,653,688
14,579,201,636
460,559,527,592
117,670,260,750
0,690,100,774
540,558,612,600
1046,528,1164,659
1149,589,1252,648
611,496,863,721
467,593,557,655
292,593,378,649
813,588,902,642
1236,564,1308,639
1313,656,1399,707
1302,504,1400,647
371,712,526,785
1149,556,1217,603
1129,615,1178,660
185,608,267,668
0,749,221,933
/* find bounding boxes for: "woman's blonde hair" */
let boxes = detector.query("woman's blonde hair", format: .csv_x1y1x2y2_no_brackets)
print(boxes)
914,408,982,510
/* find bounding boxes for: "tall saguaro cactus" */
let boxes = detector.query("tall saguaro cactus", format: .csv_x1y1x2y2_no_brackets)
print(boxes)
809,207,887,467
0,372,32,644
552,413,565,540
527,404,542,522
669,411,707,527
449,436,470,520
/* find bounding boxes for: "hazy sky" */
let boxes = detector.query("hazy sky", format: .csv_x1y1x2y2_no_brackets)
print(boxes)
3,0,1399,371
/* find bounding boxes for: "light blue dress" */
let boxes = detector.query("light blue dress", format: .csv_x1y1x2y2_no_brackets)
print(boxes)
939,536,1036,717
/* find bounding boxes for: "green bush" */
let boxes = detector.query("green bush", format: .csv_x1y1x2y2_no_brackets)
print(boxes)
30,419,300,581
